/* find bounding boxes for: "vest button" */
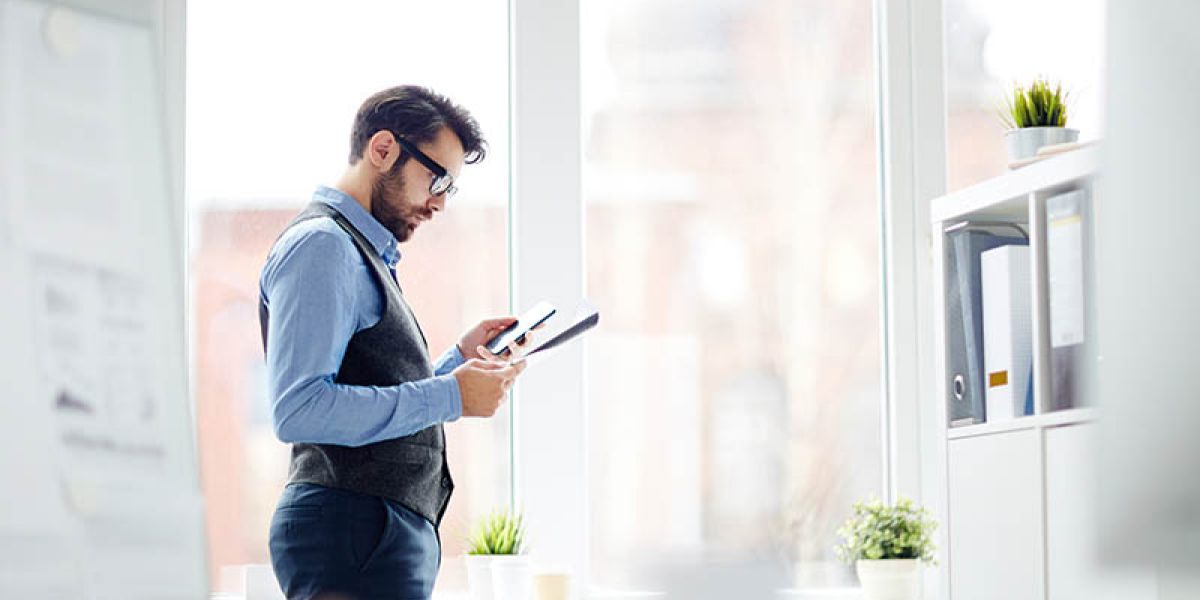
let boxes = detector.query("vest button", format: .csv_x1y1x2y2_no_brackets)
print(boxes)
441,476,451,488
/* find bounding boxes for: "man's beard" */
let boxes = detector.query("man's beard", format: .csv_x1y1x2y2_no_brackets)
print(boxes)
369,161,428,242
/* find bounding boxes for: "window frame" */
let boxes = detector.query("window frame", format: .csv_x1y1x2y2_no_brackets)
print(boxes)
508,0,949,595
872,0,948,596
508,0,590,585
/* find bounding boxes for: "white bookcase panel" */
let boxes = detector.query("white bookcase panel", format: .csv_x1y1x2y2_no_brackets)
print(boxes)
947,428,1044,600
1044,422,1098,600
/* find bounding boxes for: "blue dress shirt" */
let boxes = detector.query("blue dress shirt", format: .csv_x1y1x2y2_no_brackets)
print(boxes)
260,186,464,447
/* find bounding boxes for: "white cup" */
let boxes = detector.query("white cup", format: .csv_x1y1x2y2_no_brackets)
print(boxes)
532,572,571,600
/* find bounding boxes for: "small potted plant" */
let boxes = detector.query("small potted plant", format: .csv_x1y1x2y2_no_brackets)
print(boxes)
836,497,937,600
465,509,531,600
1000,78,1078,163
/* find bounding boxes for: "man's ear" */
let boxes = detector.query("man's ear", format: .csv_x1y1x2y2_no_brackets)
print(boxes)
367,130,399,171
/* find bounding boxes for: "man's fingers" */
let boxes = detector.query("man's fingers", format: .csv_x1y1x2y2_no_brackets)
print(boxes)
498,360,526,379
484,316,518,332
469,360,508,373
475,345,505,364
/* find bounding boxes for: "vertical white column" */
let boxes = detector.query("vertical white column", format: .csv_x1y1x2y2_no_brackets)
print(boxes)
1027,192,1052,415
155,0,195,458
874,0,947,501
875,0,947,597
509,0,588,593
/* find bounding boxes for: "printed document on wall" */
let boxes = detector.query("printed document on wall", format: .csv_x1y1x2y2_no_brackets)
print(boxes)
0,1,206,598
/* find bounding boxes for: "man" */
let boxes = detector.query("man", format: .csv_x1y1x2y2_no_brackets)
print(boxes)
259,85,526,600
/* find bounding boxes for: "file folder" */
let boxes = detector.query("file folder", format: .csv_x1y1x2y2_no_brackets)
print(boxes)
982,245,1033,423
1046,189,1091,411
945,226,1028,426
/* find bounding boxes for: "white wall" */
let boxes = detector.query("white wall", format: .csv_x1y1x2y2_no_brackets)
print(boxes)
1095,0,1200,574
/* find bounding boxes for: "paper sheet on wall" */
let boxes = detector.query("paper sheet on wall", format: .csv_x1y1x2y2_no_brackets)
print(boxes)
0,1,206,597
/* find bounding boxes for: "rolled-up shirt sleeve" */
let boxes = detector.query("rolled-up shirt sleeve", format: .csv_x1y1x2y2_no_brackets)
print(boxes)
261,227,462,447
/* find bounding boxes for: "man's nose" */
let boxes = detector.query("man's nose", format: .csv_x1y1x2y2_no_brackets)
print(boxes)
429,195,446,212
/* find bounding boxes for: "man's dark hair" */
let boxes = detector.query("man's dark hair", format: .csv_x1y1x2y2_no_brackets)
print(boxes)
349,85,486,166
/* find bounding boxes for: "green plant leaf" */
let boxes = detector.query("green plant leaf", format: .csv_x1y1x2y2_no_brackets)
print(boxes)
1000,77,1071,129
467,509,527,555
834,496,939,565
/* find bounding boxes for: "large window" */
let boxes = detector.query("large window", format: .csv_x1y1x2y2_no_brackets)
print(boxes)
581,0,882,591
186,1,510,594
945,0,1105,190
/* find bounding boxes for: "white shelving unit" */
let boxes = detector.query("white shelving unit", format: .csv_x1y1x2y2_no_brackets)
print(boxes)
945,406,1098,440
928,145,1102,600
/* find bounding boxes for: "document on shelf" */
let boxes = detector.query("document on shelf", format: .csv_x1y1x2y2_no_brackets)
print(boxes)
982,244,1033,422
944,227,1029,426
514,299,600,367
1047,190,1087,348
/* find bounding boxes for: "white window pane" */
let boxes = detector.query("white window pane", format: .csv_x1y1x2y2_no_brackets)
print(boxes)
186,1,509,594
582,0,882,591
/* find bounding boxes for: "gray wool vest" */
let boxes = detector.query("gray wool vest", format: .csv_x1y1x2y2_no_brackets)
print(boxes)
259,202,454,527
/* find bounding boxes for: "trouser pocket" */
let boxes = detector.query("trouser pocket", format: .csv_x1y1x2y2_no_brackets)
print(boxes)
352,497,393,572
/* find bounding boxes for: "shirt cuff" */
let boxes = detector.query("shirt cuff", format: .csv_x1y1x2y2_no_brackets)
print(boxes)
433,344,467,376
424,373,463,423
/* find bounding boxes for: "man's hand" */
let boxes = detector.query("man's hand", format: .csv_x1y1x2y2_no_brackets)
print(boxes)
457,316,541,361
458,317,516,361
453,355,527,418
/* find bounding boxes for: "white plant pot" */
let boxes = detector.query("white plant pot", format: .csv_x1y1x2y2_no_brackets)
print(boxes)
490,555,533,600
465,555,495,600
1005,126,1079,162
855,559,920,600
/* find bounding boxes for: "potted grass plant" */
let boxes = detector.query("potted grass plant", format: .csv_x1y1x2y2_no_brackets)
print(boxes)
1000,78,1078,162
465,509,531,600
836,497,937,600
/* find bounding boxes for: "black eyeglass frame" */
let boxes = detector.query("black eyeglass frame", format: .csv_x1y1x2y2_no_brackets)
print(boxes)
392,134,458,199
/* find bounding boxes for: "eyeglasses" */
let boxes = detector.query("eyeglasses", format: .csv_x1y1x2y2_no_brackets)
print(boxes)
392,134,458,200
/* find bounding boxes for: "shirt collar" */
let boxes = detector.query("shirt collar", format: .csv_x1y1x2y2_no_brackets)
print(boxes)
313,185,401,267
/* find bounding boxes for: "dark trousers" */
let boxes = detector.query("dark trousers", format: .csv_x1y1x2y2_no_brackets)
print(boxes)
269,483,440,600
